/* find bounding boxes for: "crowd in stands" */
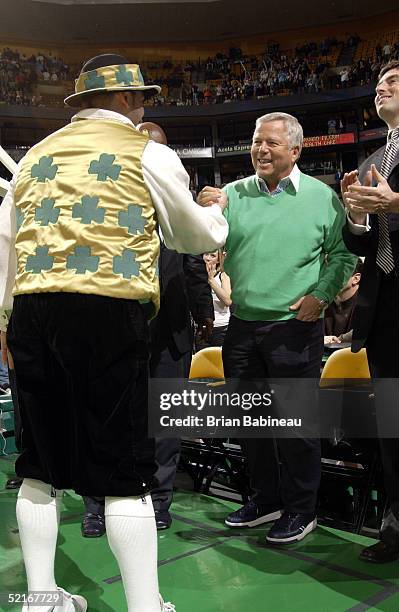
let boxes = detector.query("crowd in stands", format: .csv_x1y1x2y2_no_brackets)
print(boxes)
340,45,399,89
0,47,70,107
1,33,399,109
144,35,399,106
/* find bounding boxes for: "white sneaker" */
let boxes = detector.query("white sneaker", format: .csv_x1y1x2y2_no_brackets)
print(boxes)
160,594,176,611
57,587,87,612
22,587,87,612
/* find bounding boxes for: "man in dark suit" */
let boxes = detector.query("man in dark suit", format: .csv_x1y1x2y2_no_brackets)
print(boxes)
81,249,213,534
342,59,399,563
149,248,213,530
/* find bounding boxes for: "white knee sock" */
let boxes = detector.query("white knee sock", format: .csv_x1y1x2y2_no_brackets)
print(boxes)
16,478,62,612
105,495,161,612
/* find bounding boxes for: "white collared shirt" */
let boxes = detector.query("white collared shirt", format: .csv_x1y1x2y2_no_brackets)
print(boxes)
256,163,301,197
0,108,228,328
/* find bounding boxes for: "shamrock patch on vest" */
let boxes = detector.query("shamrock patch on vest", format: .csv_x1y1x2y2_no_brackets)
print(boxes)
72,196,106,224
89,154,121,182
35,198,60,226
16,209,24,231
118,204,146,235
113,249,140,279
67,246,99,274
31,156,58,183
26,246,54,274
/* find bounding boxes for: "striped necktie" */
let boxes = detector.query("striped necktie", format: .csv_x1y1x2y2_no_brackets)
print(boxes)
376,128,399,274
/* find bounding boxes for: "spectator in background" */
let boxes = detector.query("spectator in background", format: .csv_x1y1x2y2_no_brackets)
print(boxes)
340,68,350,88
203,86,213,104
324,259,363,344
383,43,392,60
0,353,10,393
199,249,231,348
328,118,337,134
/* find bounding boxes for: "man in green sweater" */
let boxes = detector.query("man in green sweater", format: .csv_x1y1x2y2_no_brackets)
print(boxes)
199,112,356,544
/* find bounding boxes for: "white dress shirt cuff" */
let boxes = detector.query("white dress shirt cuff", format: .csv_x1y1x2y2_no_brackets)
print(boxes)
346,212,370,235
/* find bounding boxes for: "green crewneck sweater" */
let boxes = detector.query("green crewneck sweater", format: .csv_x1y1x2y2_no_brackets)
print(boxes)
223,173,357,321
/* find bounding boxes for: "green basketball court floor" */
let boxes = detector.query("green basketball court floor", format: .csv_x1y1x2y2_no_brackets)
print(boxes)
1,453,399,612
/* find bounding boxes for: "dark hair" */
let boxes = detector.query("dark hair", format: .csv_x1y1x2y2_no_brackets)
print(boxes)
354,258,364,275
378,60,399,81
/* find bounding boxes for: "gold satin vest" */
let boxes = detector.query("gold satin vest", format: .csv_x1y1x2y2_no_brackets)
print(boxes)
13,118,160,313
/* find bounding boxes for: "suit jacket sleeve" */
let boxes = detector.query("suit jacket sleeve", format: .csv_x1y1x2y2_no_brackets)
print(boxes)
184,254,214,322
342,220,377,258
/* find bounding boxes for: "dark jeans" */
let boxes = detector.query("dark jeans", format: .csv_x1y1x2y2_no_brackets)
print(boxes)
197,324,228,349
222,316,324,514
366,274,399,521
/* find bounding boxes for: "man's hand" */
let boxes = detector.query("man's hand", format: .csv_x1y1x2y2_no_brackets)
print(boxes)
324,335,341,345
345,165,399,215
289,295,325,321
196,317,214,342
197,186,228,212
341,170,367,225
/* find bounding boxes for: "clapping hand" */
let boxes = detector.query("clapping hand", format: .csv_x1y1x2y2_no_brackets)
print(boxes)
343,165,399,218
340,170,367,225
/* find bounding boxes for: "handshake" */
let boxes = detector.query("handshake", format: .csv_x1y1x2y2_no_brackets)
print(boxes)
196,186,228,212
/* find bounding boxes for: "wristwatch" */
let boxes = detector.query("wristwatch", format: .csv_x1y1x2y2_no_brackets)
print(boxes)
312,297,328,310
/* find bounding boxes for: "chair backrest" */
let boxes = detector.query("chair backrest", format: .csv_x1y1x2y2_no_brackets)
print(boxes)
189,347,225,380
320,347,371,385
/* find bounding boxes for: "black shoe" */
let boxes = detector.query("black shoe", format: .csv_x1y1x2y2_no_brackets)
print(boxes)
266,512,317,544
225,499,282,528
81,512,106,538
360,541,399,563
155,510,172,530
380,508,399,547
5,476,23,490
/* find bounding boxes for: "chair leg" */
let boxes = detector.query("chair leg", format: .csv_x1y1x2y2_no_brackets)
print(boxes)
356,452,380,534
201,461,221,494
